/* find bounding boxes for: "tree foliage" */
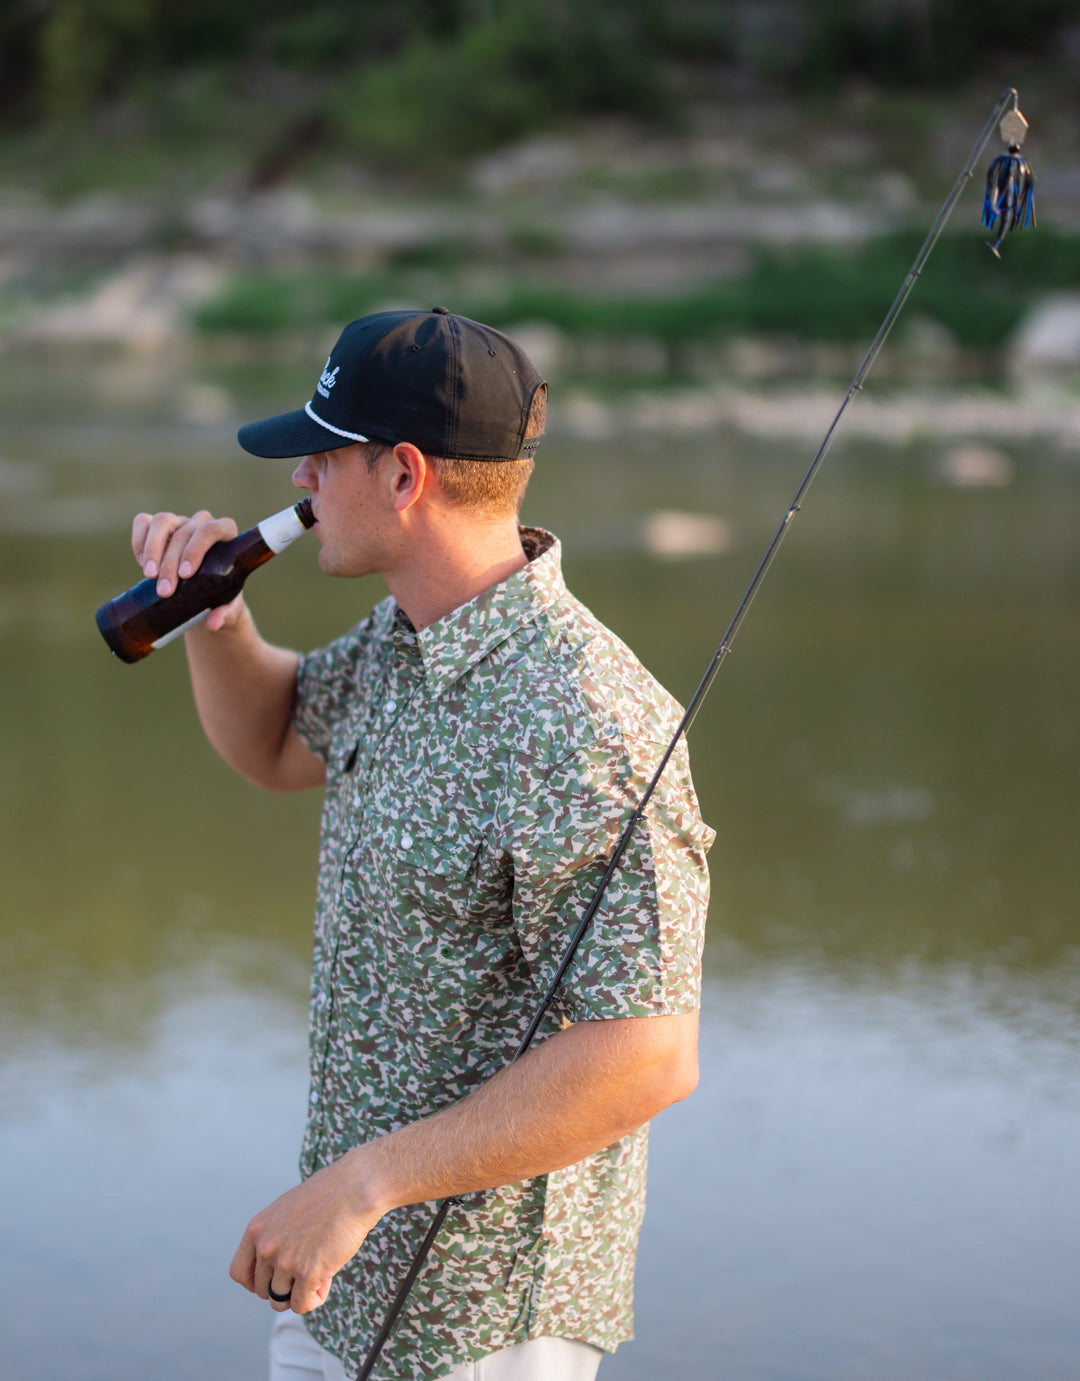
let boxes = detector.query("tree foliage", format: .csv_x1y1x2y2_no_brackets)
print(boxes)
0,0,1074,165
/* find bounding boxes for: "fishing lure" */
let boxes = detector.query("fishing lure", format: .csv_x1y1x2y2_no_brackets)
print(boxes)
982,105,1035,258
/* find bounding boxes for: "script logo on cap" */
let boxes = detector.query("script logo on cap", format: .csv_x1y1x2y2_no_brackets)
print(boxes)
317,359,340,399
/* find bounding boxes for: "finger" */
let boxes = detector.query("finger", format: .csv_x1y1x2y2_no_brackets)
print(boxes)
205,592,246,633
289,1276,332,1315
133,511,186,577
252,1244,279,1302
131,513,152,564
255,1250,323,1313
228,1235,257,1296
266,1276,295,1313
154,509,214,595
156,511,238,597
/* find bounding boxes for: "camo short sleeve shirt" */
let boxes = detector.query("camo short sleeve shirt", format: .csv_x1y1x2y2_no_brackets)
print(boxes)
291,527,713,1381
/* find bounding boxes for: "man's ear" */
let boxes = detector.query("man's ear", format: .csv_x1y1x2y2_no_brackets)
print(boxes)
388,443,428,513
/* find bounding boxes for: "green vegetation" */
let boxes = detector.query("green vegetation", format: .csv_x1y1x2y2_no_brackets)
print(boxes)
193,226,1075,368
1,0,1073,190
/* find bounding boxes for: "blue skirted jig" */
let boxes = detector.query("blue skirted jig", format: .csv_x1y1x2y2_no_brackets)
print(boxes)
982,105,1035,258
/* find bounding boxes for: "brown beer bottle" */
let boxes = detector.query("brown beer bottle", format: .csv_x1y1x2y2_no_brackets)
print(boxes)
95,498,315,663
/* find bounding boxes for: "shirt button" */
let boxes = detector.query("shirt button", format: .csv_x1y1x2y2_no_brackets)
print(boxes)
309,1088,319,1105
401,831,413,849
385,699,398,715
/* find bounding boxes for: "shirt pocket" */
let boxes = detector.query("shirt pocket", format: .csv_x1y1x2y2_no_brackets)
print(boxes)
356,812,516,1036
366,772,513,922
388,813,486,921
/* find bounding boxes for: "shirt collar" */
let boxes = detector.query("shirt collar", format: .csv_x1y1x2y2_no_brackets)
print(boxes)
406,527,565,695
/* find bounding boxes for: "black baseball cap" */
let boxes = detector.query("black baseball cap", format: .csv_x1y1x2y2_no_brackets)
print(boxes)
237,307,545,462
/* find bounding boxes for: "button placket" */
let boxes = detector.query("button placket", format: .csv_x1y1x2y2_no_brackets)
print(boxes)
315,640,424,1162
310,711,373,1156
351,645,422,806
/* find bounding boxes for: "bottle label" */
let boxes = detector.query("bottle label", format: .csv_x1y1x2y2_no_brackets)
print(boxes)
151,608,210,649
258,505,310,554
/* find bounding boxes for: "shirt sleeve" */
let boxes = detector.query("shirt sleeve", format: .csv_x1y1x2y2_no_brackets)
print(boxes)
507,734,714,1022
292,640,345,762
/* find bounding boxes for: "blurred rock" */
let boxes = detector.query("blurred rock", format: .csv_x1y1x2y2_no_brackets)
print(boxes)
723,334,808,379
627,388,730,434
469,137,582,196
747,157,808,197
567,381,1080,447
0,190,161,266
561,197,885,256
573,333,670,379
188,190,320,259
643,510,732,559
504,321,567,379
556,392,617,440
895,314,960,375
175,382,235,425
1008,294,1080,380
935,444,1014,487
13,255,224,352
871,169,917,214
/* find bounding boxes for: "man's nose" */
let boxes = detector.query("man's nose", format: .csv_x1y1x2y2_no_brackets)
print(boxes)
292,455,317,489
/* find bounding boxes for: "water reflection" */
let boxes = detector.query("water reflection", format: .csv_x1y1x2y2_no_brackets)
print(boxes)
1,354,1078,1378
627,968,1080,1381
1,966,309,1381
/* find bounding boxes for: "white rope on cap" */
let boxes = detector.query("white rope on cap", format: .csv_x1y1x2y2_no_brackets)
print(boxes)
304,401,370,443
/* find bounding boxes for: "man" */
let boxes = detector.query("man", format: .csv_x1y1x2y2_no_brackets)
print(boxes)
133,308,713,1381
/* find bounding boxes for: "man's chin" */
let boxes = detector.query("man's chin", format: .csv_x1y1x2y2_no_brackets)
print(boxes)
317,549,371,579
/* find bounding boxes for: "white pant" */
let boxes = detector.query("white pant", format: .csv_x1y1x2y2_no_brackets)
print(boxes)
269,1311,604,1381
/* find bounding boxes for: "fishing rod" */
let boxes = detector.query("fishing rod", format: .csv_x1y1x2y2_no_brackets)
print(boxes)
356,87,1034,1381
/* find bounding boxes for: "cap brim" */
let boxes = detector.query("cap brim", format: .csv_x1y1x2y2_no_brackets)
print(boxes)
237,406,369,459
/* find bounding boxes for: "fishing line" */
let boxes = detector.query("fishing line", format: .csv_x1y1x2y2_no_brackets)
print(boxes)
355,86,1032,1381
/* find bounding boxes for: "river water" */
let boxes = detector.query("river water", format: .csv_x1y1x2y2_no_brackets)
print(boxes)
1,354,1078,1380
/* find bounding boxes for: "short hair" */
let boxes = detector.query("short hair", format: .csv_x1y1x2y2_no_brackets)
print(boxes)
366,383,546,518
426,454,534,516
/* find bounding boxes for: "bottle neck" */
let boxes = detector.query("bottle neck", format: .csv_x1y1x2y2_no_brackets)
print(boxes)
258,501,314,553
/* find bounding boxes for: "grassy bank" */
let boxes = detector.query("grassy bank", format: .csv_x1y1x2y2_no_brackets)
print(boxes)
192,226,1076,374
